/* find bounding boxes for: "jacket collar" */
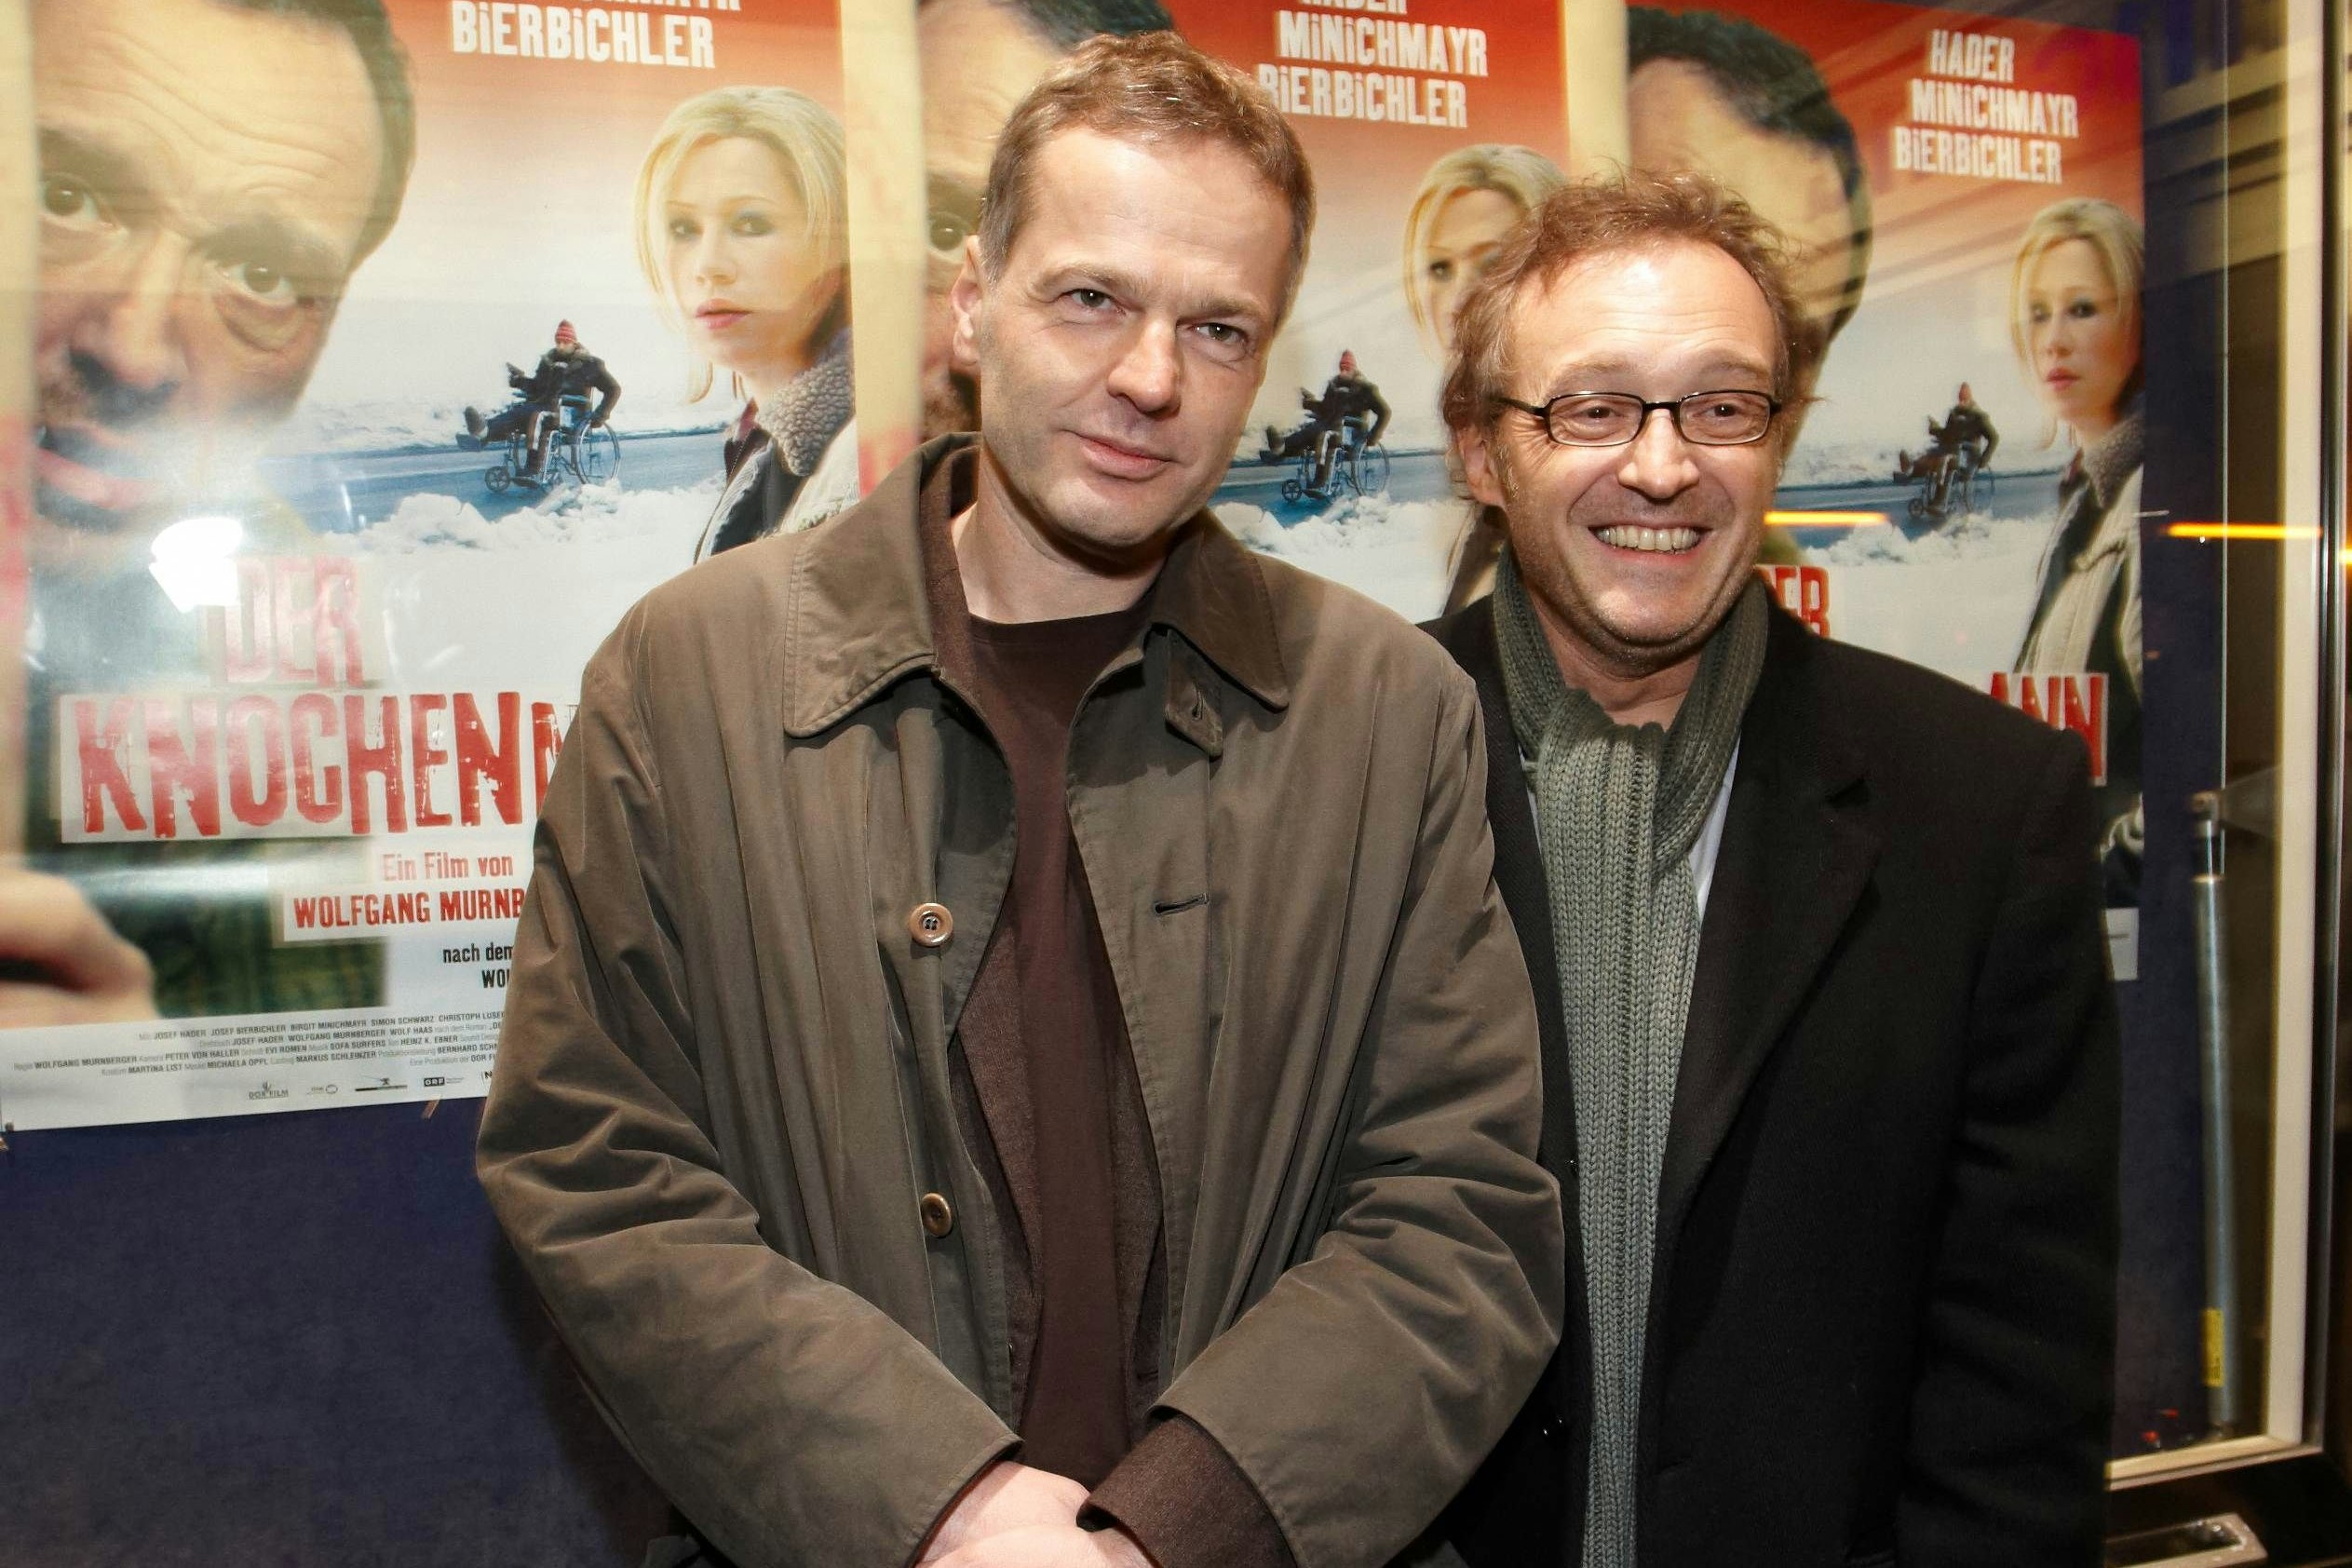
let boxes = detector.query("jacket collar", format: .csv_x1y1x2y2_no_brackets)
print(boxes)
1432,596,1875,1187
778,435,1291,737
1651,603,1879,1335
1429,598,1575,1175
2070,406,2144,513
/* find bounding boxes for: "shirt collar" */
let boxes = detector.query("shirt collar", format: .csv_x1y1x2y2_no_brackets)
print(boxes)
777,436,1291,737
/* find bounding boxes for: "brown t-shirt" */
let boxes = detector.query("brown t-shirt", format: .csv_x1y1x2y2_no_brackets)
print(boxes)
966,602,1153,1486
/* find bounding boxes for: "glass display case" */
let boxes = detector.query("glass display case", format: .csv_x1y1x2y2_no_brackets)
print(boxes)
0,0,2346,1558
2034,0,2350,1541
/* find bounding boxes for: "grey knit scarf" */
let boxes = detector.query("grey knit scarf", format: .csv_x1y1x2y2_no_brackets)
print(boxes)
1492,549,1766,1568
752,327,853,477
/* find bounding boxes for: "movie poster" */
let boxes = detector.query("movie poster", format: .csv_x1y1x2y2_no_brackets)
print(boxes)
1602,0,2148,962
1710,0,2146,924
4,0,861,1129
1158,0,1572,617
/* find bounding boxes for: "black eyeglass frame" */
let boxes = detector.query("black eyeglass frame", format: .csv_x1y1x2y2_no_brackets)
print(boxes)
1492,389,1785,448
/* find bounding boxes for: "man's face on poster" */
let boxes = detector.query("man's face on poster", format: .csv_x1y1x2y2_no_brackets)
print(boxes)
1628,60,1857,371
917,0,1066,438
32,0,384,576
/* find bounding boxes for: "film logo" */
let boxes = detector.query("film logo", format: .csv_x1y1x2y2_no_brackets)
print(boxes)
1754,563,1831,638
59,557,573,845
1988,670,2108,784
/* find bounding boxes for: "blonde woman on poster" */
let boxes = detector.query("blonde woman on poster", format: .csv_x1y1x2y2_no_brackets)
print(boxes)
2011,196,2145,885
1407,144,1566,612
634,86,858,561
1406,144,1569,359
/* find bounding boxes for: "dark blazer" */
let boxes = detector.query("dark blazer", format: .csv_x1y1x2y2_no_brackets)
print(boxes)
1428,597,2120,1568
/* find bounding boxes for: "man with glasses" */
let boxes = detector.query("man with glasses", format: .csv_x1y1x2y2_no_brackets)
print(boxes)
1426,173,2120,1567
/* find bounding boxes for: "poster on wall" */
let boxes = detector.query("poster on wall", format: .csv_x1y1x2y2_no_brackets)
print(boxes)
1708,0,2146,913
903,0,1568,619
1164,0,1574,619
3,0,864,1129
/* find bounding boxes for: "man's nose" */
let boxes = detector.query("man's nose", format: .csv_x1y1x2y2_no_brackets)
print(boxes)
1615,404,1700,500
82,236,191,402
1105,320,1182,414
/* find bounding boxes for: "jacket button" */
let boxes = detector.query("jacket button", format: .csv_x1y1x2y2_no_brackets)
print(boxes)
908,903,953,948
1537,1415,1572,1446
919,1192,954,1237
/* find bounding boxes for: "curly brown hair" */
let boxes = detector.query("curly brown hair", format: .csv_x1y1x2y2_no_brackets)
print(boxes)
1440,171,1815,453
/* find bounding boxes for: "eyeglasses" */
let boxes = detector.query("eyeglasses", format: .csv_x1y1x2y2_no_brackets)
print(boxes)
1494,389,1782,448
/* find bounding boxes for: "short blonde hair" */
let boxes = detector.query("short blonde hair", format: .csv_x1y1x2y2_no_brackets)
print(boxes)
2008,197,2144,431
1401,144,1567,338
633,86,847,401
978,32,1316,320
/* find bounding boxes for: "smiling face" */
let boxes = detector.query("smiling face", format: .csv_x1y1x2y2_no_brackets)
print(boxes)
2021,237,2136,441
918,0,1067,436
1459,240,1782,685
950,128,1291,564
663,135,840,401
1418,185,1525,359
32,0,384,576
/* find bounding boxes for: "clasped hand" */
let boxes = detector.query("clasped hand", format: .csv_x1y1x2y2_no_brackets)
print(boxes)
917,1461,1152,1568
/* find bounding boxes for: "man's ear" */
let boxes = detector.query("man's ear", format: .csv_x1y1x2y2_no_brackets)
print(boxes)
949,236,986,378
1456,422,1509,509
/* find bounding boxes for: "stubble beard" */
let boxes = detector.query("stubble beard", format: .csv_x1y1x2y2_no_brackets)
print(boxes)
34,378,165,577
1500,461,1755,686
923,364,980,441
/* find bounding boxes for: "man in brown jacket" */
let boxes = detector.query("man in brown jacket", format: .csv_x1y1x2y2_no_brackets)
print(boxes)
477,34,1561,1568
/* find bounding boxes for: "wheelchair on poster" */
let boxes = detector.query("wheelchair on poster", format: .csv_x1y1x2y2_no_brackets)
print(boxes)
484,387,621,494
1280,412,1390,505
1900,439,1996,523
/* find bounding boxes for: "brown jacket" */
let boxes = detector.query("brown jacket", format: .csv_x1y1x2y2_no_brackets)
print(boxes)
476,437,1562,1568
